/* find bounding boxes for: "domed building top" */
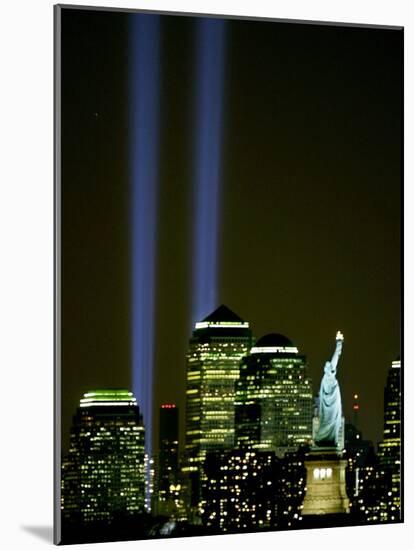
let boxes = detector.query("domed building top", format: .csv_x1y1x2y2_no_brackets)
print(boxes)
255,333,293,348
250,332,298,355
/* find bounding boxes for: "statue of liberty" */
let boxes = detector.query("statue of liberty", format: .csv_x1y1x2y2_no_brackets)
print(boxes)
314,331,344,447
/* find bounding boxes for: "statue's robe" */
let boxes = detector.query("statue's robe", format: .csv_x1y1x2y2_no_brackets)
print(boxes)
315,366,342,445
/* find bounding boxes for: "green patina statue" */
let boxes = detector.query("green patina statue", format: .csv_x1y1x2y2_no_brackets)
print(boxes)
315,331,344,447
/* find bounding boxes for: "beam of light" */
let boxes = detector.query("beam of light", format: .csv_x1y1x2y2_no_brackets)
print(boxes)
129,14,161,458
192,18,226,326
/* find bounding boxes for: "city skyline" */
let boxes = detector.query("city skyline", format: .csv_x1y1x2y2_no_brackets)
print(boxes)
60,325,402,541
61,300,400,454
59,304,401,460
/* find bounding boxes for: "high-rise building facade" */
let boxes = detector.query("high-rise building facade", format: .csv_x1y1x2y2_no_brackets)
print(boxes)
159,404,179,483
350,445,391,524
378,357,402,520
184,305,253,509
235,333,313,456
153,404,181,517
343,422,373,509
61,390,146,524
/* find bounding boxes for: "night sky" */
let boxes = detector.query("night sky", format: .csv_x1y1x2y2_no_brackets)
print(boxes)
60,7,402,454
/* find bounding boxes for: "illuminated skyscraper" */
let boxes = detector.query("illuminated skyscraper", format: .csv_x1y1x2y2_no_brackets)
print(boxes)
184,305,253,509
235,333,313,456
350,445,391,524
159,404,179,482
236,334,313,456
343,422,374,516
61,390,146,525
154,404,181,517
378,357,402,520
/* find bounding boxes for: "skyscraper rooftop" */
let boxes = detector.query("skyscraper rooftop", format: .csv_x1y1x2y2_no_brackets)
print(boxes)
201,304,246,324
195,304,250,330
79,389,137,408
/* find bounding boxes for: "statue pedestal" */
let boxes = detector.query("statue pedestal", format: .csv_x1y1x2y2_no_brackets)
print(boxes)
301,447,350,516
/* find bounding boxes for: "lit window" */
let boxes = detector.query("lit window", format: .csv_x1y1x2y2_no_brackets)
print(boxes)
314,467,332,480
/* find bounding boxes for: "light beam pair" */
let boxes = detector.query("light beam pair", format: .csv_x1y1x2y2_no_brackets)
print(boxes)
130,15,226,451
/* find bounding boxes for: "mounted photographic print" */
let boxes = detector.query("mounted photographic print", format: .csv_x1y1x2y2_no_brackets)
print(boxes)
54,4,403,545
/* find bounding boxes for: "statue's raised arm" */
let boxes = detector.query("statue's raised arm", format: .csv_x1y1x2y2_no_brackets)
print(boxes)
330,331,344,372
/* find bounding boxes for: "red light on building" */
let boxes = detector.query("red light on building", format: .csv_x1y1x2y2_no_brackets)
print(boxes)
353,404,359,411
161,403,177,409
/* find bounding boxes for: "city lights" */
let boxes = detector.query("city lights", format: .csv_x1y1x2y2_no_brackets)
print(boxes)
61,321,401,538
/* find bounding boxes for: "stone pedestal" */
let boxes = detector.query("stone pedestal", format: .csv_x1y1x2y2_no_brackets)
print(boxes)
301,447,350,516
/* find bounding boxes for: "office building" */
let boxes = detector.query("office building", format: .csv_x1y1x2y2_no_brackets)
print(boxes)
154,404,180,517
235,333,313,456
378,357,402,520
183,305,253,511
61,389,146,524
